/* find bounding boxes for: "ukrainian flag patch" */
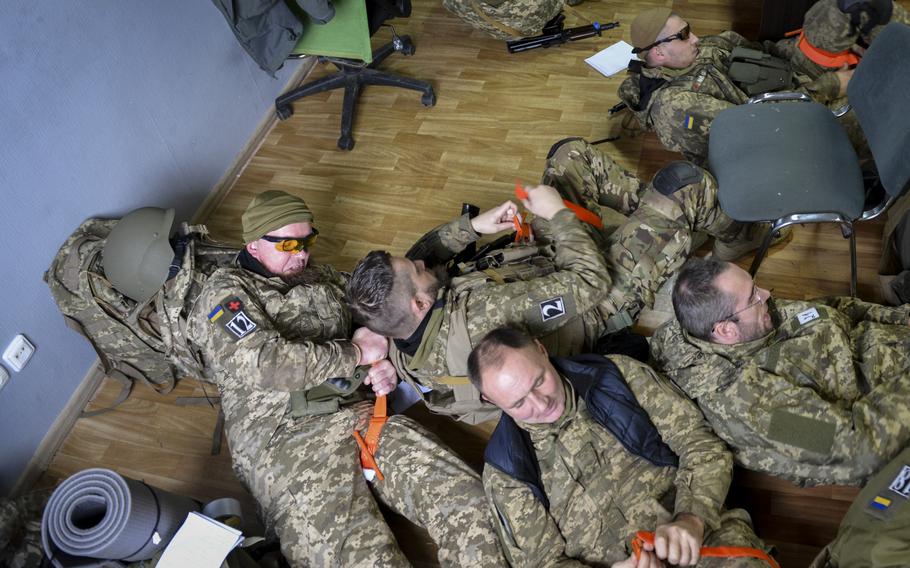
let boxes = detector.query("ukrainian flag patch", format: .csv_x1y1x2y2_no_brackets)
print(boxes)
871,495,892,510
684,115,695,129
208,305,225,322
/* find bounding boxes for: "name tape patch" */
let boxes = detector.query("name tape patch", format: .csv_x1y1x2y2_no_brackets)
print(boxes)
540,297,567,322
796,307,820,325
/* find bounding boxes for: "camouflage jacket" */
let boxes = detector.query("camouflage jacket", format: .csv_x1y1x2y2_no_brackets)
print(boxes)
441,0,563,41
391,209,614,423
617,31,841,164
483,355,732,566
185,260,358,479
651,297,910,486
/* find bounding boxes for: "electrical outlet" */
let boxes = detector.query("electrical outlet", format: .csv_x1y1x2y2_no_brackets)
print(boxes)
3,335,35,372
0,365,8,391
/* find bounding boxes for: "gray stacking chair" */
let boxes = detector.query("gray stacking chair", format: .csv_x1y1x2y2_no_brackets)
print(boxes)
708,22,910,296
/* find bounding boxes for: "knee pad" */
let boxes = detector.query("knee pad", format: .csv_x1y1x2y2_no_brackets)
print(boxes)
838,0,893,35
652,161,703,196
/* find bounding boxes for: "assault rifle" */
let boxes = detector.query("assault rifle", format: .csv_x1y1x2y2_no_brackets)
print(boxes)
507,14,619,54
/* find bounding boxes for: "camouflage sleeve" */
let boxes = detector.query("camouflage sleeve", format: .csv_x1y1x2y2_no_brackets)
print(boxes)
818,296,910,325
799,72,841,104
649,88,732,164
718,30,763,50
696,362,910,486
406,213,480,266
464,209,611,340
483,467,590,567
617,356,730,532
189,278,359,392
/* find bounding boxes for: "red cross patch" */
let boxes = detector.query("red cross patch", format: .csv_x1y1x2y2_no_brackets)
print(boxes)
227,299,243,312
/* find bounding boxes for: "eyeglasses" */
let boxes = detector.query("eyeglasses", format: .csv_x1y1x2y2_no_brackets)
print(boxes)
632,24,691,54
260,228,319,253
719,286,771,322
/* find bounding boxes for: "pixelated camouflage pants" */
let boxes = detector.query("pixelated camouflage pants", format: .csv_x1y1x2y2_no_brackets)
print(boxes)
254,407,504,567
0,489,51,568
441,0,564,40
544,139,744,320
696,508,775,567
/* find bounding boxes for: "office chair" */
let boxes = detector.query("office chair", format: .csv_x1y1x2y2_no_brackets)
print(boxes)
274,0,435,150
708,22,910,296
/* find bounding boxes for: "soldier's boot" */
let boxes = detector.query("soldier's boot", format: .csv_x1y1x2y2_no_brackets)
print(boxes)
711,223,794,262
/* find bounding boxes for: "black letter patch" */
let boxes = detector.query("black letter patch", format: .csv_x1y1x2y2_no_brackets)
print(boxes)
210,296,258,341
540,297,567,322
225,311,257,339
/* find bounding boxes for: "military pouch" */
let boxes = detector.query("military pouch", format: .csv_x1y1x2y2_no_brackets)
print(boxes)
728,47,794,96
288,366,370,418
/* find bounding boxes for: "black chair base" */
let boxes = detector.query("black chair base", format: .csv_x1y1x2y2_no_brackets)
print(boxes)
275,35,435,150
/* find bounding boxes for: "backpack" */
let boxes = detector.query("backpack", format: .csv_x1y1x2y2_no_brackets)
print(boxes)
44,218,239,415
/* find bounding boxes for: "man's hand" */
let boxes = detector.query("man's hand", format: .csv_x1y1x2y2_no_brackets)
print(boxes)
352,327,389,365
835,64,854,98
653,514,705,566
471,201,518,235
519,185,567,221
363,359,398,396
612,547,664,568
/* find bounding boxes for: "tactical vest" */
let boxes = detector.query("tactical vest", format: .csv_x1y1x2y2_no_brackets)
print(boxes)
395,243,588,422
484,354,679,508
727,47,796,96
44,218,238,413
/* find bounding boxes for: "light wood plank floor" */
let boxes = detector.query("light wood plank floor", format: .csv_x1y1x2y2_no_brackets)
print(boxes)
42,0,908,566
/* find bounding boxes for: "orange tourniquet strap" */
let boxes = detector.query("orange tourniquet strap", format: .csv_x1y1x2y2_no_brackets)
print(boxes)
514,182,604,230
797,31,860,68
631,531,780,568
353,395,388,481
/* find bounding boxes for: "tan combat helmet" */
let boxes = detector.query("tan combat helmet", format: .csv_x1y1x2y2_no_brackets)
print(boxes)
102,207,176,303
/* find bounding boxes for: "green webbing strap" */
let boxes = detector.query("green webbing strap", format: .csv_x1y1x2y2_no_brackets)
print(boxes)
288,365,370,418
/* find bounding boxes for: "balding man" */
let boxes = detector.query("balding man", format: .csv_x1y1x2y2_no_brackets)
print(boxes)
617,0,909,163
186,190,506,566
470,327,771,567
651,256,910,487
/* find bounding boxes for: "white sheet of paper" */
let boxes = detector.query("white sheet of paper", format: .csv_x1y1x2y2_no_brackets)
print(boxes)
585,40,635,77
157,512,244,568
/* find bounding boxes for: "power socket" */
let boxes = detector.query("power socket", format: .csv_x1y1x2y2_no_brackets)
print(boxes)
3,335,35,372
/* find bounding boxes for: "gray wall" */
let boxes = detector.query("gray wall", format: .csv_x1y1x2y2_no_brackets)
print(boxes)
0,1,299,494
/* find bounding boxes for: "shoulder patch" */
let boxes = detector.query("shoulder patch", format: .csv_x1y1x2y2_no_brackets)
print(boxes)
889,464,910,498
539,297,567,322
652,161,704,196
767,409,836,455
211,296,257,341
796,307,820,325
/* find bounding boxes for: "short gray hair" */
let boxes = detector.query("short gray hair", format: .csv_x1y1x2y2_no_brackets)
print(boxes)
671,258,737,340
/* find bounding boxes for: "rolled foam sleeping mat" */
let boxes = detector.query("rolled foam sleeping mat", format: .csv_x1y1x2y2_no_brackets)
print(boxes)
41,468,200,567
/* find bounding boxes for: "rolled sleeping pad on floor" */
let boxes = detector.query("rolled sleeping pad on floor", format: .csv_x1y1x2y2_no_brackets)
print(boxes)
41,468,201,567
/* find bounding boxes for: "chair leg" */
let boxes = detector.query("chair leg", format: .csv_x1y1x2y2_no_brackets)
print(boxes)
338,81,362,151
848,226,858,297
275,72,350,120
748,227,777,277
359,68,435,102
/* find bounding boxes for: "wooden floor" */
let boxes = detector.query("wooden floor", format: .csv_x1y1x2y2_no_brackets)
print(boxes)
41,0,909,566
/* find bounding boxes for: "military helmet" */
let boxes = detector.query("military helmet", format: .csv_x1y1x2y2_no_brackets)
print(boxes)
103,207,176,303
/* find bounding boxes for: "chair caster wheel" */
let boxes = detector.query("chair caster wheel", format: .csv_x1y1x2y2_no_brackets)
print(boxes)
421,92,436,107
338,136,355,150
402,42,415,56
276,105,293,121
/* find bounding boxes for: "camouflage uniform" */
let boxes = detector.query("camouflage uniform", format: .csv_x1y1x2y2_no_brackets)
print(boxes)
484,355,768,566
809,446,910,568
651,297,910,487
441,0,563,40
0,490,50,568
186,260,505,566
391,139,746,422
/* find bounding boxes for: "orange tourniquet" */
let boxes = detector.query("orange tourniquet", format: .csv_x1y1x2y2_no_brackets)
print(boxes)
353,394,388,481
631,531,780,568
792,29,861,68
514,182,604,230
